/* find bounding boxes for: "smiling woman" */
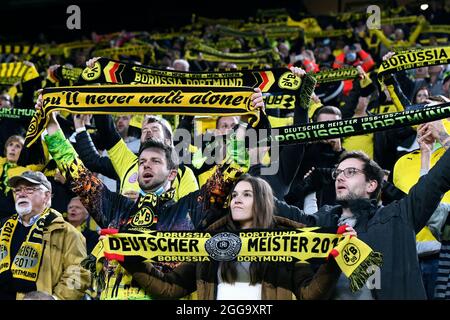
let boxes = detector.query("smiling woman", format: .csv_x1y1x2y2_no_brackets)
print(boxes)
125,173,342,300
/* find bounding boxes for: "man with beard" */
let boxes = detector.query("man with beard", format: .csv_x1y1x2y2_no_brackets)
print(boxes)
0,171,90,299
39,88,265,299
314,122,450,299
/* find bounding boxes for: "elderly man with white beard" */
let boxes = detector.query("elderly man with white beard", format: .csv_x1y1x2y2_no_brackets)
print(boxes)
0,171,90,300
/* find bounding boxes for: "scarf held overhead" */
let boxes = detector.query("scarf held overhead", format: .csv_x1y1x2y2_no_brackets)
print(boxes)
25,85,259,147
272,102,450,145
377,46,450,83
76,57,313,112
313,67,359,83
100,227,382,292
0,45,45,58
76,57,298,90
184,42,280,64
0,62,40,85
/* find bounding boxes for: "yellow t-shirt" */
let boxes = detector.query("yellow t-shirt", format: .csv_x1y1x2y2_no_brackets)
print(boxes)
342,133,375,159
393,147,450,203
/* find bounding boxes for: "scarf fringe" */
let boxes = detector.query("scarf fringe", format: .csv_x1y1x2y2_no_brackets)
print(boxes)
349,251,383,292
81,254,106,294
298,73,316,109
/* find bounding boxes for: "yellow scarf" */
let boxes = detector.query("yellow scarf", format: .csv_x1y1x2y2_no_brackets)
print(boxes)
0,208,53,283
100,227,383,292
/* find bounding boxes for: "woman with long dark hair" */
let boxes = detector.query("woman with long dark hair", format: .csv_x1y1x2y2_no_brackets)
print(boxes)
124,174,348,300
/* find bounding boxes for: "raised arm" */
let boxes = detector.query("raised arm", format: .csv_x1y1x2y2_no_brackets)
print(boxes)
274,67,312,191
72,114,119,180
36,94,134,228
399,120,450,231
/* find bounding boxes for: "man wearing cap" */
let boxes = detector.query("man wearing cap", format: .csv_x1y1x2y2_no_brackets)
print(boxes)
0,171,90,300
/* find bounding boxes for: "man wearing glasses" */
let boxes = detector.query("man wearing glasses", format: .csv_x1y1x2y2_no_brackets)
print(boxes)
314,120,450,299
0,171,90,299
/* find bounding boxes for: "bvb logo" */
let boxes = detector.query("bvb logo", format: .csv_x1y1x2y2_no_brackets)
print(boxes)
342,243,360,266
132,207,155,227
205,232,242,261
81,61,101,81
278,72,302,90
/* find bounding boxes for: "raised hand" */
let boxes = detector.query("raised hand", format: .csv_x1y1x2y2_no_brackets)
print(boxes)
250,87,264,111
289,66,306,77
86,56,101,68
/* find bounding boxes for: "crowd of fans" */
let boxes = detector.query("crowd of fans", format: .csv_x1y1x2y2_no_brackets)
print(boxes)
1,2,450,300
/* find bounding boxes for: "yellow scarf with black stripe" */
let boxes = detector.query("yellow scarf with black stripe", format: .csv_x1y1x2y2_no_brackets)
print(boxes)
185,42,280,65
378,46,450,84
92,45,155,65
0,208,53,283
98,227,382,292
25,85,260,147
0,62,40,85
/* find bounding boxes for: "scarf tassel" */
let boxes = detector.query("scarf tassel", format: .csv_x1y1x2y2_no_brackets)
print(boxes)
348,251,383,292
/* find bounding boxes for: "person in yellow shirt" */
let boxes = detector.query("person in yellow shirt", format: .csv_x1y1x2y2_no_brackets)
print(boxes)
394,118,450,299
393,117,450,204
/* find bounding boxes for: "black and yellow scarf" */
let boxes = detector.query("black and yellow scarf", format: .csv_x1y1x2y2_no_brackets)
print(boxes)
0,62,40,85
125,189,184,232
0,44,45,58
77,57,315,129
378,46,450,84
26,58,315,146
25,85,260,147
100,226,382,292
313,67,359,84
271,101,450,145
0,208,55,288
47,65,84,85
92,45,155,65
184,42,280,65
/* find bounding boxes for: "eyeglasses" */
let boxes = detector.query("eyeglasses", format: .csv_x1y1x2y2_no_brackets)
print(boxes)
12,186,44,194
331,167,364,180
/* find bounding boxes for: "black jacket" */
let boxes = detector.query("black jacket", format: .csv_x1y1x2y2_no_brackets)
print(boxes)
314,147,450,299
287,143,344,208
73,130,120,184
